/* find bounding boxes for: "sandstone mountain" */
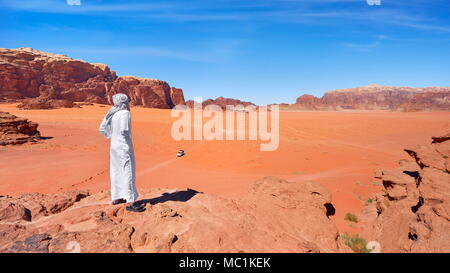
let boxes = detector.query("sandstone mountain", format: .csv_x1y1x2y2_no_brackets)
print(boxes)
362,133,450,252
185,97,256,110
0,111,41,145
288,84,450,111
0,47,185,109
0,177,349,253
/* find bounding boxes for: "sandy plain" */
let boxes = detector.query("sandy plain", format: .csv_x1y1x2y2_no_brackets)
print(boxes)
1,103,449,233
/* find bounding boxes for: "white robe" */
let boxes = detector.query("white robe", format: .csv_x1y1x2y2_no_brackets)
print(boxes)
99,109,138,203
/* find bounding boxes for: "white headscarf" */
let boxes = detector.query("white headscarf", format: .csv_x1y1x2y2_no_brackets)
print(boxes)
99,93,130,138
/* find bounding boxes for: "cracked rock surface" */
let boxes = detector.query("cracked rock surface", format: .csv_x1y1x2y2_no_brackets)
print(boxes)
363,133,450,252
0,177,348,253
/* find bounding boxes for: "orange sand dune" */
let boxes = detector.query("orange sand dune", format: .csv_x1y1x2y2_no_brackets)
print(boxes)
1,103,449,234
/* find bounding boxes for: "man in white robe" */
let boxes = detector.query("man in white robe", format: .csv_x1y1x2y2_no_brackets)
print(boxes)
99,93,144,212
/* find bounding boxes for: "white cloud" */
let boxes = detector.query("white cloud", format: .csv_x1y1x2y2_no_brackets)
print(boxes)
1,0,449,33
66,0,81,6
339,35,390,52
2,0,170,14
44,40,244,63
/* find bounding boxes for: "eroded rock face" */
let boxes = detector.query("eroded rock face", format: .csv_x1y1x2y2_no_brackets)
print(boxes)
108,76,180,109
17,99,76,110
0,111,41,145
401,91,450,112
291,84,450,111
0,200,31,222
363,134,450,252
186,97,256,110
0,47,185,109
9,191,90,221
170,87,186,106
0,48,115,106
295,94,324,110
0,177,347,253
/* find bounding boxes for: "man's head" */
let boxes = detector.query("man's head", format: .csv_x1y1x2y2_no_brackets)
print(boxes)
112,93,130,110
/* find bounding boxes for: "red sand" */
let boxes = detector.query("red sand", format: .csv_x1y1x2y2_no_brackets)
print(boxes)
1,103,449,234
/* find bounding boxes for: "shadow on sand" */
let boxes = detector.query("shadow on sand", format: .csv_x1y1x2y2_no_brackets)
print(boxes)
137,188,201,206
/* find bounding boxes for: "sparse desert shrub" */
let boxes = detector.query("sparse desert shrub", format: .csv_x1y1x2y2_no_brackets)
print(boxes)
366,198,374,204
370,180,381,186
341,233,371,253
344,213,358,223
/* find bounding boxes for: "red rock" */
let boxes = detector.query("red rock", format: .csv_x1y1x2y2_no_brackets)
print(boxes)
291,84,450,111
0,224,27,248
0,200,30,222
398,159,421,172
0,177,346,253
186,97,256,110
170,87,186,106
18,98,76,110
142,232,178,253
108,76,181,109
49,222,135,253
364,133,450,252
295,94,324,110
432,133,450,144
0,48,115,104
7,233,52,253
419,167,450,212
405,143,448,172
0,47,185,109
10,190,89,220
401,91,450,111
0,111,41,145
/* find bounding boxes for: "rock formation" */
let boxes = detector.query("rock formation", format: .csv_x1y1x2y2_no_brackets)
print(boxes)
170,87,186,106
0,177,348,253
108,76,180,109
0,111,41,145
0,47,185,109
289,84,450,111
400,91,450,112
293,94,327,110
363,133,450,252
186,97,256,110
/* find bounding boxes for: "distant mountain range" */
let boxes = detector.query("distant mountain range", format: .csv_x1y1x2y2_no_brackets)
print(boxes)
186,97,255,110
282,84,450,111
1,48,449,111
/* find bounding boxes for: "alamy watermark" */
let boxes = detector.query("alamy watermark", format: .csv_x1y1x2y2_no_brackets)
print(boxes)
366,241,382,253
66,241,81,253
67,0,81,6
171,98,279,151
64,239,381,253
366,0,381,5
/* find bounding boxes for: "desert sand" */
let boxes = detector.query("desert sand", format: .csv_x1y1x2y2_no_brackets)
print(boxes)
1,103,449,234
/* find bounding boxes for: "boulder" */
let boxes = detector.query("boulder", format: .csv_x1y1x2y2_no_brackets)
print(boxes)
13,191,89,220
0,111,41,145
0,201,31,222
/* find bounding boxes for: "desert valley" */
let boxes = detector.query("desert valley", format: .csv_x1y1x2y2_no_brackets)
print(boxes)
0,48,449,253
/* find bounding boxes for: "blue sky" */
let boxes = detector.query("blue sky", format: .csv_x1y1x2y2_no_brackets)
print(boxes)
1,0,450,105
